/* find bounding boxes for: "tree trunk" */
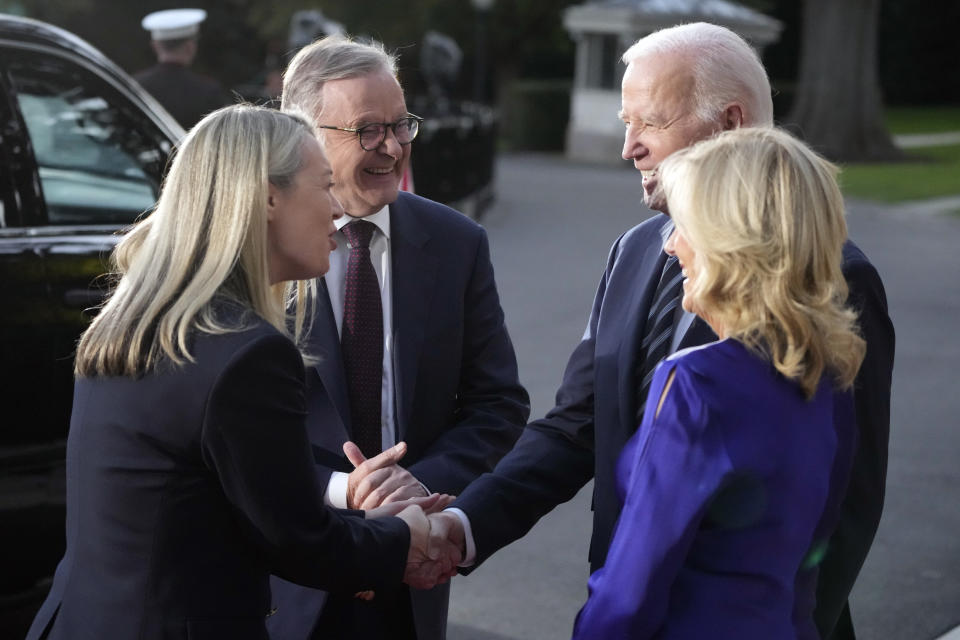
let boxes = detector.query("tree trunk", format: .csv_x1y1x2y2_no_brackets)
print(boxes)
787,0,903,162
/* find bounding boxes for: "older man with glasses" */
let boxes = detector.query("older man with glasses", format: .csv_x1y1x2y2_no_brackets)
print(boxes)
266,35,529,640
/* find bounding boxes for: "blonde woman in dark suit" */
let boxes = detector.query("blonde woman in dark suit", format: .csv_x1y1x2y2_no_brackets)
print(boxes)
26,104,452,640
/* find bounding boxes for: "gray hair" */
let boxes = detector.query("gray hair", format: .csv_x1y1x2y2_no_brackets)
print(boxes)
281,34,398,121
622,22,774,127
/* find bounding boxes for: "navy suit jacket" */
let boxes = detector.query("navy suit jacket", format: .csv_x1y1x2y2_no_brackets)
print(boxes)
26,312,409,640
454,213,894,639
268,192,529,640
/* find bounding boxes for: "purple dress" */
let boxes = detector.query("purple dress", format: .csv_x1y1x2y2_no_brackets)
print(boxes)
572,338,856,640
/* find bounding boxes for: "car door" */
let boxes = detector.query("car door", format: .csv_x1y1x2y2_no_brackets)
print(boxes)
0,38,178,634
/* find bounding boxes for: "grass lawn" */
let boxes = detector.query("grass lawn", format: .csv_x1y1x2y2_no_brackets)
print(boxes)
839,143,960,203
885,106,960,134
839,106,960,203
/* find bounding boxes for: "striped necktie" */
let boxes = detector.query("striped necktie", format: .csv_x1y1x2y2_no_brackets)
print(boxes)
636,255,684,420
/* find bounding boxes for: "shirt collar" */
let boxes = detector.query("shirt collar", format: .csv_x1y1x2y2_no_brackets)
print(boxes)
335,204,391,239
658,218,675,247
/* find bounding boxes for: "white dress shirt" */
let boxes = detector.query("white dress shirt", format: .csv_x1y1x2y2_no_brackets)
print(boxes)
323,206,397,508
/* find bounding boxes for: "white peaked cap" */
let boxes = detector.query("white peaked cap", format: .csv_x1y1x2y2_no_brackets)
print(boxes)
142,8,207,40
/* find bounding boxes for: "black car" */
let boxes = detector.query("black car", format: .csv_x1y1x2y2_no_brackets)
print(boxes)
0,15,182,635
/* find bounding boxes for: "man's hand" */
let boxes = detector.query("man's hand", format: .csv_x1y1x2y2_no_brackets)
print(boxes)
427,511,466,562
361,493,455,600
365,493,454,520
344,441,428,510
395,505,462,590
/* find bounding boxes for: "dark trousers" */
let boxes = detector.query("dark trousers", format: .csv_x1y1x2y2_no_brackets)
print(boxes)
825,604,856,640
313,585,417,640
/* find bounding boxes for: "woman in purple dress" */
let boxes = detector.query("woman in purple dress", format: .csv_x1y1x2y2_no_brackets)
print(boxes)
572,127,867,640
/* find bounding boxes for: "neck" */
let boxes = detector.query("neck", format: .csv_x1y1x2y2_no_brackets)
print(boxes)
702,312,725,339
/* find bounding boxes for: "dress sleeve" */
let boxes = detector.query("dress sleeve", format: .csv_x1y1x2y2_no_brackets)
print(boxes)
571,361,731,640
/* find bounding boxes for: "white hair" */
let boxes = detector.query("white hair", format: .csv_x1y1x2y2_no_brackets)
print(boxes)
622,22,774,126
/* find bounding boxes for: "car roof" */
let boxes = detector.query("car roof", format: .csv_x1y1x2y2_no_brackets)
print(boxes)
0,14,120,75
0,14,185,139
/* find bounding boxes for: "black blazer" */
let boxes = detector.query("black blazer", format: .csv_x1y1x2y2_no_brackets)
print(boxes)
454,213,895,639
26,311,409,640
134,62,227,130
268,191,529,640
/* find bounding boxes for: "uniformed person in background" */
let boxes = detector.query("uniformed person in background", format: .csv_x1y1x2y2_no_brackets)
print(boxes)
135,8,229,130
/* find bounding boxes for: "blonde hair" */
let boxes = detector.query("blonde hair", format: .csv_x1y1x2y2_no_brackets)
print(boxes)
622,22,774,127
76,104,319,377
659,127,865,398
281,34,397,122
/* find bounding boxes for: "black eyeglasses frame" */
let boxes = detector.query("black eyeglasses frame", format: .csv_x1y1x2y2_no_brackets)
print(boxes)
317,113,424,151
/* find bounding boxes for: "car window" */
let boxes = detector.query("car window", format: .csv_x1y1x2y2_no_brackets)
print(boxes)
7,50,169,225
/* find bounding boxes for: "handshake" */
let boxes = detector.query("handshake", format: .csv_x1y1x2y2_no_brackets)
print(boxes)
344,441,467,592
393,497,465,590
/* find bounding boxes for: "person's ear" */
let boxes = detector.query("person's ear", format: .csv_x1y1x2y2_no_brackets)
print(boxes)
266,184,279,222
723,104,744,130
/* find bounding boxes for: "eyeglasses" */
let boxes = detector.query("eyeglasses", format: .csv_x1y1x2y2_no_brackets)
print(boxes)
317,114,424,151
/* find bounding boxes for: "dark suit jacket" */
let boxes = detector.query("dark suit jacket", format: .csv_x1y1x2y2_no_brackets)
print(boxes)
25,312,409,640
268,192,529,640
134,62,227,130
454,213,894,640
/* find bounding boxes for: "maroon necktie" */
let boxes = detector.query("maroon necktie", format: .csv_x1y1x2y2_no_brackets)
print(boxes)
341,220,383,459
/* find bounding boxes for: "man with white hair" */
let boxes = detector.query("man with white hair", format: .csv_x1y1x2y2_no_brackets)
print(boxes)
266,35,529,640
439,22,894,640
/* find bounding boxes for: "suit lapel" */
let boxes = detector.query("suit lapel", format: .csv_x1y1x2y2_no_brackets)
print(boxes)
612,216,678,436
389,195,439,442
616,247,669,435
676,315,719,351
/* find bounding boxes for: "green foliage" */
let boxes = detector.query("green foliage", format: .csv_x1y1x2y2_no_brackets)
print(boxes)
9,0,578,100
246,0,438,45
500,79,571,151
4,0,94,18
439,0,578,78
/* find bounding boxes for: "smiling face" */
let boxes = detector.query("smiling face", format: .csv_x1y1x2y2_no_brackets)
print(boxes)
620,53,723,213
316,69,409,217
267,136,344,283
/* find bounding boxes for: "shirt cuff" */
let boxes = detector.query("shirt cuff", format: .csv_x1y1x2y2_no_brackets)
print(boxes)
325,471,349,509
445,507,477,567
